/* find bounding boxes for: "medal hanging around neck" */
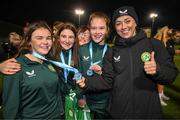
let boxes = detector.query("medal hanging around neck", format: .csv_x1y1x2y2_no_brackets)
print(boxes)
32,51,82,81
87,42,107,76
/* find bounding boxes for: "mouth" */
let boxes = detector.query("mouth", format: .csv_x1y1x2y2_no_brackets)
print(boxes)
40,45,51,51
93,33,103,40
121,29,130,34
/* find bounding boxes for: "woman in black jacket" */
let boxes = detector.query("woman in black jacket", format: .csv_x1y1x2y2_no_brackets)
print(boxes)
77,6,179,119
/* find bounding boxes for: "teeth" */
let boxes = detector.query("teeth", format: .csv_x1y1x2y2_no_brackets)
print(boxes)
121,29,130,34
41,46,50,50
94,35,102,39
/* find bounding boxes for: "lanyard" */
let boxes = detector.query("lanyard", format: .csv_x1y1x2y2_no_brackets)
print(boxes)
60,49,72,82
60,49,72,67
32,51,82,80
89,42,107,66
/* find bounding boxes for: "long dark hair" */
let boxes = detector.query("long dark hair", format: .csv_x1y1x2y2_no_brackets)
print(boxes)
55,22,79,68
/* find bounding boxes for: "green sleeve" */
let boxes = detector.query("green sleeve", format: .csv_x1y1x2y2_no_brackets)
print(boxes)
3,71,22,119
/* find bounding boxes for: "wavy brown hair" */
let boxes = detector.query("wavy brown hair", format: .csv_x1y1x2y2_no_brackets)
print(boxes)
17,21,57,60
55,22,79,68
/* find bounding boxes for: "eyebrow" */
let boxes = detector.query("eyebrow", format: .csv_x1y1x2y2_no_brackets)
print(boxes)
33,35,51,38
116,18,131,22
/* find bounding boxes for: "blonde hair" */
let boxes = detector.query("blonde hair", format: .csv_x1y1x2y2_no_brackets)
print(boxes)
154,26,173,47
9,32,22,47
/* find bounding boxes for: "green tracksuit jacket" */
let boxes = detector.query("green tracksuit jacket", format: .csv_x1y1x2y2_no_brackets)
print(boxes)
3,55,64,119
78,41,110,114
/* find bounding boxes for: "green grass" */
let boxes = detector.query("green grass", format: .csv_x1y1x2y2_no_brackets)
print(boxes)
162,53,180,119
175,45,180,50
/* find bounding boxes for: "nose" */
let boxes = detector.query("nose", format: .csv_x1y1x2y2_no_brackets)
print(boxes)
121,22,126,29
96,29,101,34
42,38,49,44
66,38,71,43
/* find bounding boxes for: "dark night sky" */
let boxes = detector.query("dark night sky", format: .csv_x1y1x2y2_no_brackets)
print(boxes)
0,0,179,29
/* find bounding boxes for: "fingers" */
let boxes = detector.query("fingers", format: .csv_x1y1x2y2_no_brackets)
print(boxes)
144,52,157,75
4,70,18,75
144,65,156,74
90,65,102,72
144,61,157,75
150,51,155,62
0,58,21,75
8,62,21,69
76,77,86,88
7,58,17,62
145,70,156,75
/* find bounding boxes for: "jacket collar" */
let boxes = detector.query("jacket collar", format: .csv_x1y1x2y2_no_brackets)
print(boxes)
114,29,146,48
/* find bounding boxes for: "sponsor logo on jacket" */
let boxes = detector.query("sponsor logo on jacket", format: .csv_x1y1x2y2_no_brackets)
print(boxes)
83,56,89,61
114,56,120,62
26,70,36,77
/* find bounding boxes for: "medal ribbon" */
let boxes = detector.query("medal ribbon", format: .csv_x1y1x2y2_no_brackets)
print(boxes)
60,49,72,83
32,51,81,80
89,42,107,66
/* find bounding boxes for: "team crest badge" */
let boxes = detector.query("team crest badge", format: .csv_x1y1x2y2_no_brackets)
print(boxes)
141,52,151,62
48,64,56,72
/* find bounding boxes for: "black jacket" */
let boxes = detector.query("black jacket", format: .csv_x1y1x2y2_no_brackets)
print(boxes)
166,39,175,61
84,30,179,119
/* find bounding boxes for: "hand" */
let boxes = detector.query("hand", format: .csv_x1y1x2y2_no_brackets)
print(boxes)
90,64,102,75
78,99,86,108
0,58,21,75
76,77,86,88
144,51,157,75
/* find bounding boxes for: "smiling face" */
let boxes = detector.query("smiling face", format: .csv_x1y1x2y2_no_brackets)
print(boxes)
30,28,52,56
78,29,90,45
115,15,137,39
58,29,75,50
90,17,108,45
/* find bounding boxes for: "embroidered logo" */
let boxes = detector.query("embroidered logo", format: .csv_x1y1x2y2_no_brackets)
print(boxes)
26,70,36,77
119,9,128,15
83,56,89,61
114,56,121,62
48,65,56,72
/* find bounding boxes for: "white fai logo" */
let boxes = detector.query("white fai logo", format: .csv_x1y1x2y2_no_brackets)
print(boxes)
83,56,89,61
114,56,121,62
119,9,128,14
26,70,36,77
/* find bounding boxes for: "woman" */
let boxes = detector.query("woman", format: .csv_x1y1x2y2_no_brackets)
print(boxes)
77,25,91,46
3,21,64,119
78,12,111,119
55,22,79,91
154,26,177,106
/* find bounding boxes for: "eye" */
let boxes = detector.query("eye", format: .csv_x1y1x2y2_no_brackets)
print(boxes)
90,27,96,30
124,19,131,24
115,22,122,26
69,35,74,39
46,36,52,41
99,26,106,30
61,35,66,38
34,36,43,40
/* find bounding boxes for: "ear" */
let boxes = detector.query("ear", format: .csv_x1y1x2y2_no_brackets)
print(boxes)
134,22,137,28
